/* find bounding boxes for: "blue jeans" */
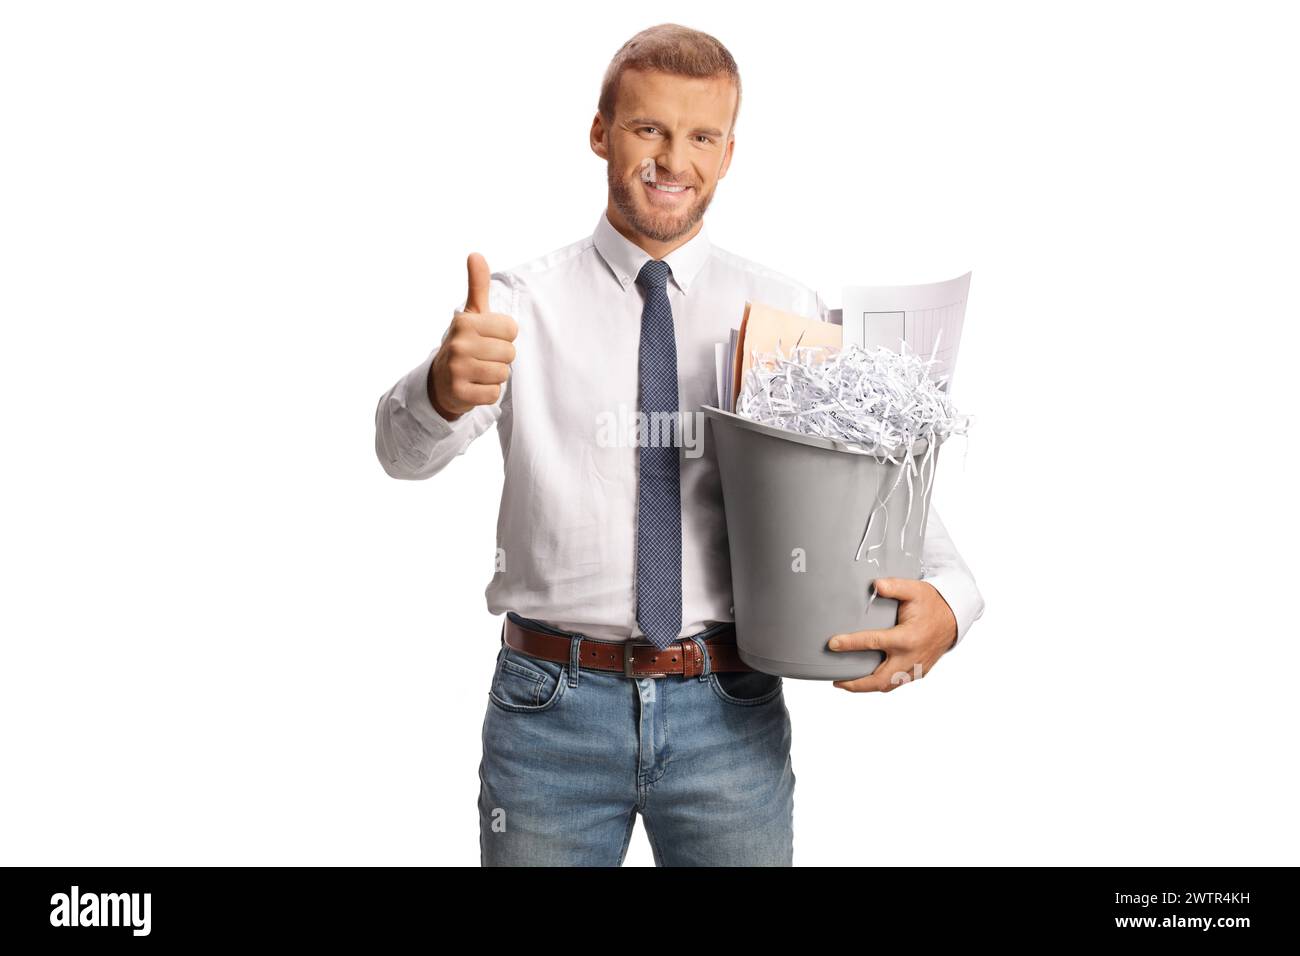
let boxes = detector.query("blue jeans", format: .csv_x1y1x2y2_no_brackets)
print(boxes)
478,613,796,866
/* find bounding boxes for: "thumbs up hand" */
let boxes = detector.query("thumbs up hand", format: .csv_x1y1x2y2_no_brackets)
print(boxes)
428,253,518,421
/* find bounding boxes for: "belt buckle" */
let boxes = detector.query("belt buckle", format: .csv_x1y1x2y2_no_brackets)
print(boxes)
623,640,639,678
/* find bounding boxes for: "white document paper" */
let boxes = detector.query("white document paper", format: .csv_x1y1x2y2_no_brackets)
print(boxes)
840,271,972,390
713,342,727,409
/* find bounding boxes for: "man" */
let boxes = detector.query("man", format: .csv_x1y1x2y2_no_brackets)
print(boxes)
374,23,985,866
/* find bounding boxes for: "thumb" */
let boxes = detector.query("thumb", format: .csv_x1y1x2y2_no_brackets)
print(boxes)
464,252,491,314
872,577,923,600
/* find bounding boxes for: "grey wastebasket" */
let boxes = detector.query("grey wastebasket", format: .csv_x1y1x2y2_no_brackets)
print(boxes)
702,406,941,680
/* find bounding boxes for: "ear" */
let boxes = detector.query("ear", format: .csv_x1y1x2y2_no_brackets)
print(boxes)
716,134,735,181
589,112,609,160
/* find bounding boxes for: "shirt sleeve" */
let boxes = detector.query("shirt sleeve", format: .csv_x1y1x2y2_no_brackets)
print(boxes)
918,507,985,649
373,272,517,480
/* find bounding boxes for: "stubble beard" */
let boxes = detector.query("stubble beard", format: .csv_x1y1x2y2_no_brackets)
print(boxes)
608,155,716,244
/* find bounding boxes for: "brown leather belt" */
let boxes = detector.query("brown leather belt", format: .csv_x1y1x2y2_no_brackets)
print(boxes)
503,615,753,678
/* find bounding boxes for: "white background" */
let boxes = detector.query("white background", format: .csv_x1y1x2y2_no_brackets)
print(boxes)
2,0,1297,866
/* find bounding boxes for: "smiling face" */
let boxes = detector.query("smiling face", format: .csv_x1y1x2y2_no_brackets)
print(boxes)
590,67,736,255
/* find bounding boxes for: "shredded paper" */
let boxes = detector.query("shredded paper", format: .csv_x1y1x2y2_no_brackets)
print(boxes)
736,336,974,580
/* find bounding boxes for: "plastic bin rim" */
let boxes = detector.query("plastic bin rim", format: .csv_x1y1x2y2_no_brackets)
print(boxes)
701,405,933,459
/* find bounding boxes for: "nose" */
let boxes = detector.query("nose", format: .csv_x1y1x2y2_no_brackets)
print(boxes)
653,142,693,184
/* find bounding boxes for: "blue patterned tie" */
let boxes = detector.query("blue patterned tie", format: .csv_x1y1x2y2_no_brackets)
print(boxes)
634,259,682,651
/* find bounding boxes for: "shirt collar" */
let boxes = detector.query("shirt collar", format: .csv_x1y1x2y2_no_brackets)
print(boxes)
592,209,712,296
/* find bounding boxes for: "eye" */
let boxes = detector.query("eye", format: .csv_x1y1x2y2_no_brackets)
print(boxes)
639,126,661,135
694,134,713,144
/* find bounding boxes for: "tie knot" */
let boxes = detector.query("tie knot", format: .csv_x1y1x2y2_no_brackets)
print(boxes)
636,259,672,291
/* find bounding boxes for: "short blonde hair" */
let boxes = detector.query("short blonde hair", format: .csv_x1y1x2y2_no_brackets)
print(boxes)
598,24,742,135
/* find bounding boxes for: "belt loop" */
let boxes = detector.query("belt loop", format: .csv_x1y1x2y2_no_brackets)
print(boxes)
689,636,713,681
568,636,581,687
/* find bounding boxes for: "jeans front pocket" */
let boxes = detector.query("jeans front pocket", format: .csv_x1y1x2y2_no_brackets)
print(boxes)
708,668,783,706
488,645,567,713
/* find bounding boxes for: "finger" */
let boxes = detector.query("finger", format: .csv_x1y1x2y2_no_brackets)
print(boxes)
470,336,516,364
834,655,916,693
466,358,510,385
451,381,501,407
465,252,491,314
827,624,913,653
871,576,926,601
833,672,881,692
469,311,518,342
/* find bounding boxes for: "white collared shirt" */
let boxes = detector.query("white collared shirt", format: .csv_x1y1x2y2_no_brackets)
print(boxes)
375,211,985,645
